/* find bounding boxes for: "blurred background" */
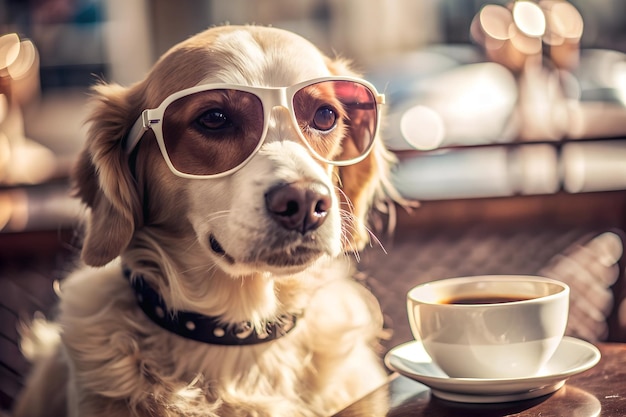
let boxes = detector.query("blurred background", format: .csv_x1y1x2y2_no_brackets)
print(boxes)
2,0,626,217
2,0,626,411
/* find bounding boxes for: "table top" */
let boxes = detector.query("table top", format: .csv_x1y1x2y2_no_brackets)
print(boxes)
334,343,626,416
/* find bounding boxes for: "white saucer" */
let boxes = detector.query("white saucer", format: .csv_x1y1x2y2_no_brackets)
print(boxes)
384,336,601,403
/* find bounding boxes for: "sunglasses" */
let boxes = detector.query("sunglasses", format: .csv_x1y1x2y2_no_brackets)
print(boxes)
124,77,385,178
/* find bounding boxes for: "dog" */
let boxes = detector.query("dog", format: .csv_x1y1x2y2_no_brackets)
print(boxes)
13,25,395,417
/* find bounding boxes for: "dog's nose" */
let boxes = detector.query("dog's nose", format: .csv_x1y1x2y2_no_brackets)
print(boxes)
265,181,332,234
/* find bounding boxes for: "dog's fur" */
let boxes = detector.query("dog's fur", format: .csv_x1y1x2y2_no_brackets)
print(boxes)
13,26,393,417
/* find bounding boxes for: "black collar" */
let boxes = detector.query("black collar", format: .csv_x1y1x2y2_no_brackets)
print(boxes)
123,268,298,345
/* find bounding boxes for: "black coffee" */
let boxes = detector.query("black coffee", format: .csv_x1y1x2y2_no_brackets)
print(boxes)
441,295,534,305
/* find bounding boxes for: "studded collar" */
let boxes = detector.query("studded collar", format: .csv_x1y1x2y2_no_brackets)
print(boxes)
123,268,299,345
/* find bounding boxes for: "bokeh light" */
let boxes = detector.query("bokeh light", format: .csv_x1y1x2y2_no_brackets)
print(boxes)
400,105,445,151
7,40,37,80
509,23,543,55
480,5,512,42
0,33,20,72
541,0,583,45
512,1,546,38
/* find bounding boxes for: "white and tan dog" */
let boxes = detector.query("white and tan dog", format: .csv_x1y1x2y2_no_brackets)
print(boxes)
14,25,394,417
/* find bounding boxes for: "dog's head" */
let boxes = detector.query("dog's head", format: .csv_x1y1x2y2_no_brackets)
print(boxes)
74,26,391,276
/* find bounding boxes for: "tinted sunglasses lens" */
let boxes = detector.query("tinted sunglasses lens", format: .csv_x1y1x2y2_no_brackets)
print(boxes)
162,89,264,175
293,80,377,162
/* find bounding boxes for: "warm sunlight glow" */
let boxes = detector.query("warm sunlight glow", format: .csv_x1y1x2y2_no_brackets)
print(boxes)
6,139,57,185
443,63,516,117
480,5,512,41
400,105,445,151
513,1,546,37
542,0,583,45
8,40,37,80
0,33,20,71
509,24,543,55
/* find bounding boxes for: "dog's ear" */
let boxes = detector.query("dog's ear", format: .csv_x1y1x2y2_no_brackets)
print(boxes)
325,58,395,251
72,83,144,266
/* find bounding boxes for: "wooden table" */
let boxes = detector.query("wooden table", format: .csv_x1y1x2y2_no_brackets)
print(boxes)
334,343,626,416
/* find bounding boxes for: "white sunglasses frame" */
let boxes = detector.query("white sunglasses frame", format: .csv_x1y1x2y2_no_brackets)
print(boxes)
124,76,385,179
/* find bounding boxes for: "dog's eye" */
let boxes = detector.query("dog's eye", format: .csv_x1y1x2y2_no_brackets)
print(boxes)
197,109,231,130
312,106,337,132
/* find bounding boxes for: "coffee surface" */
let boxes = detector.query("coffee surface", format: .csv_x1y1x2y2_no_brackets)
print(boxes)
441,295,534,305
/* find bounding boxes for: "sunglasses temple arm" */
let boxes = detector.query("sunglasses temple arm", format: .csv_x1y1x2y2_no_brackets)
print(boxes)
124,111,150,155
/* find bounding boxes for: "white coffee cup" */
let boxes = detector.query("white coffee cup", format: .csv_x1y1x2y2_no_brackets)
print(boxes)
407,275,569,379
